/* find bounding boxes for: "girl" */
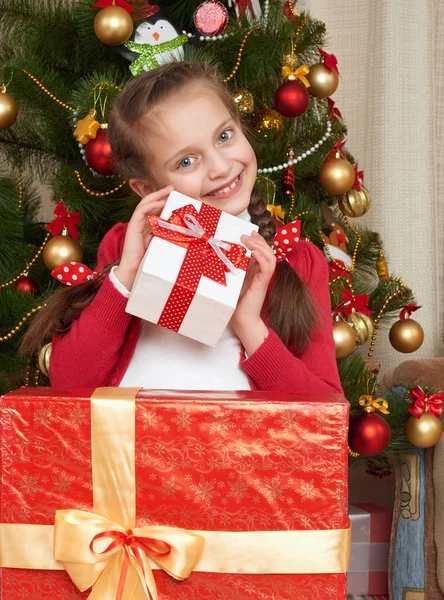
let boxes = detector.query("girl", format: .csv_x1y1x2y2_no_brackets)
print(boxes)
22,62,342,395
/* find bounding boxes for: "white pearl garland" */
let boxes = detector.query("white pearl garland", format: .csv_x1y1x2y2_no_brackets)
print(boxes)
257,120,332,175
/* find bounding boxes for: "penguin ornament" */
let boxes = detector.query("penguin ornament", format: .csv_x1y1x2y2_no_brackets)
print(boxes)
120,10,189,76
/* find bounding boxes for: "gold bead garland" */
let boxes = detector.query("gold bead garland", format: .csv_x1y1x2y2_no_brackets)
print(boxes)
74,170,127,197
21,69,76,112
0,304,47,342
0,232,50,290
223,27,260,83
34,365,40,386
24,364,31,387
348,446,360,457
367,278,405,359
17,169,23,211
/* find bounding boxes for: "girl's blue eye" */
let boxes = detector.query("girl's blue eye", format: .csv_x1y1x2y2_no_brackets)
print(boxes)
219,129,233,143
179,156,195,168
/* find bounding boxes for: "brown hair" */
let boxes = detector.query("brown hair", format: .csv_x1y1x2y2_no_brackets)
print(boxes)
21,62,318,358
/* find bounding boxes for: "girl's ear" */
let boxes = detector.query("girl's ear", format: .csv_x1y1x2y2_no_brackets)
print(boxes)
129,178,154,198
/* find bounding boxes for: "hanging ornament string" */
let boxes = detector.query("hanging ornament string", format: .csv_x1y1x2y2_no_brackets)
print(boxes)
0,304,47,342
74,170,127,196
17,170,23,211
21,69,76,112
0,232,50,290
223,26,260,83
367,278,405,359
1,66,14,91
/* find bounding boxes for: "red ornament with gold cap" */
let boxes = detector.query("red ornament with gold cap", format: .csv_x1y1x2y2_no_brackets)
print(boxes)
405,386,443,448
348,395,391,457
274,64,311,118
85,126,117,176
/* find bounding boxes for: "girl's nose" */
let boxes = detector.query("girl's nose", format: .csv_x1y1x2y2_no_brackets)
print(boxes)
207,151,231,180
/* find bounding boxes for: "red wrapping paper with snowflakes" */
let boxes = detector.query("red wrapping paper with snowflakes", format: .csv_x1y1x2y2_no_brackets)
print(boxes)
0,388,350,599
125,191,258,346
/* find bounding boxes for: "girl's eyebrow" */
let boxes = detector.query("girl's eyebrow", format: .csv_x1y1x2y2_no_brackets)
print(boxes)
164,118,234,167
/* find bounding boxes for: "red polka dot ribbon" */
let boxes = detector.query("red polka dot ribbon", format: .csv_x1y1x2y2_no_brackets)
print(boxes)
272,220,302,263
149,204,250,333
51,262,98,286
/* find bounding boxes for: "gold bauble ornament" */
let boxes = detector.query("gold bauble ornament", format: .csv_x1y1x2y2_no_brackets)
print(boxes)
306,62,339,99
94,5,133,46
376,252,389,281
233,89,255,117
337,185,371,218
347,310,374,345
332,317,356,359
0,89,18,129
43,233,83,270
406,412,443,448
251,108,283,139
38,342,52,378
389,317,424,353
319,155,355,195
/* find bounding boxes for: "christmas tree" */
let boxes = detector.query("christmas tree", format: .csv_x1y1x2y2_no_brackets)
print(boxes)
0,0,436,464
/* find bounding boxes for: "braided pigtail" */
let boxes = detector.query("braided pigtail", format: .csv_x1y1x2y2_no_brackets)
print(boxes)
248,187,319,356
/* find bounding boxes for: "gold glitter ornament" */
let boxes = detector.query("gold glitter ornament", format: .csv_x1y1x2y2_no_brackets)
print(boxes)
282,51,298,70
347,310,374,345
337,185,371,218
376,252,389,281
251,108,283,139
233,89,254,117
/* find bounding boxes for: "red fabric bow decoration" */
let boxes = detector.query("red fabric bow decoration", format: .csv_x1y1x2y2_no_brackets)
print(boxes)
272,220,302,263
318,48,340,75
149,203,250,333
352,163,364,191
51,262,98,286
408,386,444,419
336,289,373,316
94,0,134,12
46,203,81,240
235,0,258,17
400,304,421,321
325,138,346,160
327,98,342,120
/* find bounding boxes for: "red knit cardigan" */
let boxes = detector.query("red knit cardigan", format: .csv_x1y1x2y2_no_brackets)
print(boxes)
50,223,343,395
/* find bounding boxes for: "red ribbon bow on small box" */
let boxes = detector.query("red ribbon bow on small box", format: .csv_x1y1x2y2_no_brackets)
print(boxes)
46,203,81,240
408,386,444,419
149,203,250,333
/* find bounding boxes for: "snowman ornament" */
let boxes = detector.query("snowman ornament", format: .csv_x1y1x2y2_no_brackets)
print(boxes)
124,12,188,76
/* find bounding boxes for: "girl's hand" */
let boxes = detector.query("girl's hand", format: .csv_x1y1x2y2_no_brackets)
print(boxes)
230,231,277,355
114,185,174,291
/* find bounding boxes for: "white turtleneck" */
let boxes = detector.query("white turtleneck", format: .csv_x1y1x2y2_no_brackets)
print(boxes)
116,208,252,390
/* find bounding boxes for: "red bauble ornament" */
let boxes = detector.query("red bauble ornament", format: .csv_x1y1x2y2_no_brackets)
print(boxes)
14,275,38,295
194,0,228,36
85,129,117,176
274,80,310,118
348,411,391,457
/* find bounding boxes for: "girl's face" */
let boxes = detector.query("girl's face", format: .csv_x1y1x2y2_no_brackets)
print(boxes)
131,84,258,216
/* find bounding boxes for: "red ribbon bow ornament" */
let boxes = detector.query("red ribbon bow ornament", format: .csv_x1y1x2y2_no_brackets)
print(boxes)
46,203,81,240
51,262,98,286
94,0,134,12
325,138,347,160
337,289,373,316
318,48,340,75
327,98,342,120
400,304,421,321
408,386,444,419
352,163,364,191
272,220,302,263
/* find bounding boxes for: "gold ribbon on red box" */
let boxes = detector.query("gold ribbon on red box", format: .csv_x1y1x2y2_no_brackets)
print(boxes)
0,388,352,600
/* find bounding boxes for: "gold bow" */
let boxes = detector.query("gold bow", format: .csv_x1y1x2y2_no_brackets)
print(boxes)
281,64,311,88
359,394,390,415
267,203,286,222
54,510,204,600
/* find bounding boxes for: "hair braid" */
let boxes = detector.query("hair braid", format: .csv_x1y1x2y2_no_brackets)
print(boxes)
248,187,276,244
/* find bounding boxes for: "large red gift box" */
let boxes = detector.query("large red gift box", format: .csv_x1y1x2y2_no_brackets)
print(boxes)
1,387,350,599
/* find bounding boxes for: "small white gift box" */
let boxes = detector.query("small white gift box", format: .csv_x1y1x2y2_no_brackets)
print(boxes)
126,191,258,346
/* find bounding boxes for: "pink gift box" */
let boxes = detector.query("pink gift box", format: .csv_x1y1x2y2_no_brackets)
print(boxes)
347,503,392,595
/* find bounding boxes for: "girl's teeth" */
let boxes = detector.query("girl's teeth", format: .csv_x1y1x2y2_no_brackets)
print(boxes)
209,176,239,196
